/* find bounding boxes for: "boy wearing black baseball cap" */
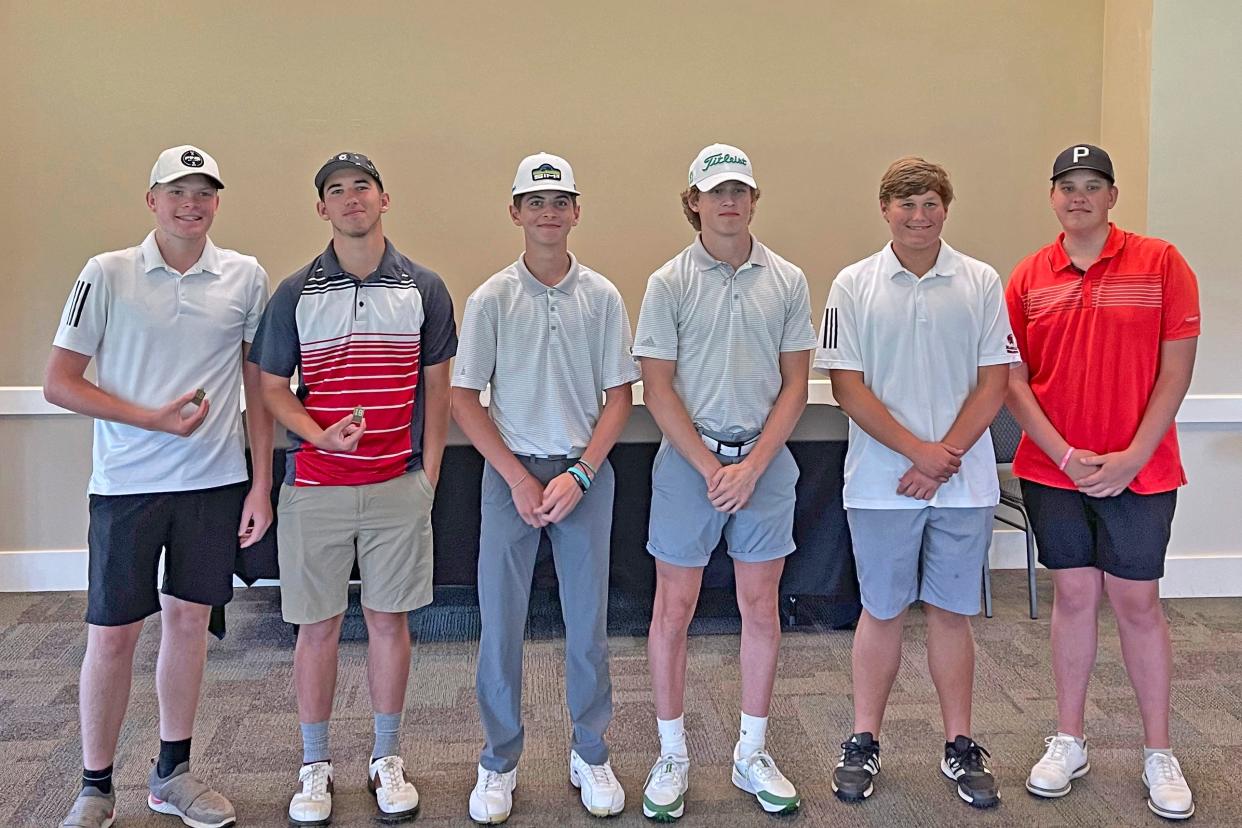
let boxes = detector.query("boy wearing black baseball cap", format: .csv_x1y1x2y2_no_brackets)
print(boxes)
249,151,457,825
1006,144,1200,820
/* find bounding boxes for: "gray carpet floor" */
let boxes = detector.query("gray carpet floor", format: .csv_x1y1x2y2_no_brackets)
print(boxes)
2,572,1240,826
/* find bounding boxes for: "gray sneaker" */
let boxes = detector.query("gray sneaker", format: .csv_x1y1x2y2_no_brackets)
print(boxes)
60,786,116,828
147,761,236,828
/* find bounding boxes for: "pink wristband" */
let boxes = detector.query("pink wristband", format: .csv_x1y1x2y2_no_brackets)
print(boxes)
1058,447,1075,471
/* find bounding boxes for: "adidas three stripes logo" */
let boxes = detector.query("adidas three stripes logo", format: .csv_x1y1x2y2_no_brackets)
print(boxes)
822,307,839,349
64,280,91,328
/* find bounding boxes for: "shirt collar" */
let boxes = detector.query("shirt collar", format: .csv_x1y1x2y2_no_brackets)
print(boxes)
881,239,960,280
1049,222,1124,274
689,234,769,273
140,230,222,276
319,238,403,281
515,252,581,296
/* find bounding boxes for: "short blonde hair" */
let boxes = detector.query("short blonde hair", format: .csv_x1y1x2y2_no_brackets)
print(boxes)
878,157,954,207
679,185,761,231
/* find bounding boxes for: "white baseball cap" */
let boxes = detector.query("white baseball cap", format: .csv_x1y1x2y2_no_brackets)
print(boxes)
149,145,224,190
512,152,579,197
688,143,756,192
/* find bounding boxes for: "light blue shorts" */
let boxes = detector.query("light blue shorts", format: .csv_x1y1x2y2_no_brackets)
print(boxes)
847,506,995,620
646,439,799,568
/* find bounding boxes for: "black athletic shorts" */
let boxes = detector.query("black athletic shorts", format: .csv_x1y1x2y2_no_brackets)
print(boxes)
86,482,246,626
1020,480,1177,582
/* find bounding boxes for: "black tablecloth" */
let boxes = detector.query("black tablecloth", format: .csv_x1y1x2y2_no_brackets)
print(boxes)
226,442,859,632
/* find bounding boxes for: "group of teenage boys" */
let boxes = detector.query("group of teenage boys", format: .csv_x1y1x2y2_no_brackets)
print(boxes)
47,138,1199,827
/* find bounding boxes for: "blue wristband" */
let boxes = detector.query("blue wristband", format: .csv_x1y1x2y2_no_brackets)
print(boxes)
567,465,591,493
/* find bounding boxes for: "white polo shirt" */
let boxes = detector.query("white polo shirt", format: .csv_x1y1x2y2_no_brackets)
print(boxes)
815,240,1019,509
633,236,817,436
53,231,269,495
452,254,640,457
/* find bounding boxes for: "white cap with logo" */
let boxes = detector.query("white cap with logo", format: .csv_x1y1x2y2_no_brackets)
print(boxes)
512,152,579,197
149,145,224,190
689,143,756,192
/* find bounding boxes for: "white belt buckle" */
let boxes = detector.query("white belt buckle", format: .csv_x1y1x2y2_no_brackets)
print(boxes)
701,433,755,457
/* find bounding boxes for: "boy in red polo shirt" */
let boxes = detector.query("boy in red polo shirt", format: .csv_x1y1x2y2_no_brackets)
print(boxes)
1005,144,1200,821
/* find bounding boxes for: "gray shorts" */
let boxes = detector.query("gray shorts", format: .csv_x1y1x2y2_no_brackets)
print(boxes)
647,439,799,567
848,506,995,620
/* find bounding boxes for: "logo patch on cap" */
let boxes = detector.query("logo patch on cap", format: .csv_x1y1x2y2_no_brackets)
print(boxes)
531,163,562,182
181,150,204,168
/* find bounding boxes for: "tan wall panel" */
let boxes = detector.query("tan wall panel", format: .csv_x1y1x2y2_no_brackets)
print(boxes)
0,416,91,550
2,0,1104,386
1101,0,1153,232
1148,0,1240,395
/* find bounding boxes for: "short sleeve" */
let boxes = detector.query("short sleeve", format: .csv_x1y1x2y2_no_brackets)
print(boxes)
813,272,863,372
780,269,818,352
1004,266,1030,363
601,289,642,389
977,267,1021,366
417,273,458,366
248,277,301,378
52,259,108,357
243,262,271,343
1161,245,1201,341
631,273,679,361
451,289,498,391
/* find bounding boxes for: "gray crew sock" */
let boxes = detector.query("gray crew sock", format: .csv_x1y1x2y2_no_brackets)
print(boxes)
301,720,330,765
373,711,402,761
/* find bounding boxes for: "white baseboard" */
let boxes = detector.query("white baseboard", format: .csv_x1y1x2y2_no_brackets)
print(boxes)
5,538,1240,599
987,527,1242,599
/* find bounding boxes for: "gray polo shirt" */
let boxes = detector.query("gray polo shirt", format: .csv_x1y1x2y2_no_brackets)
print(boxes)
632,236,817,436
452,254,640,457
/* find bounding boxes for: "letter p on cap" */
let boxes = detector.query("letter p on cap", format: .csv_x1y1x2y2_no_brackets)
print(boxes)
1073,146,1090,163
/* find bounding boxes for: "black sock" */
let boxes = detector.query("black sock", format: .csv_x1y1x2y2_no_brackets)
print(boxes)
83,765,113,795
157,738,192,777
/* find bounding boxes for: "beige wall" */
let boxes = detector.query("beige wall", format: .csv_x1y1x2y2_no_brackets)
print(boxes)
1101,0,1152,232
1,0,1107,386
1148,0,1240,396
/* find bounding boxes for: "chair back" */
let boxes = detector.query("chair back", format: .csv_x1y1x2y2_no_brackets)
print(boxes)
989,405,1023,464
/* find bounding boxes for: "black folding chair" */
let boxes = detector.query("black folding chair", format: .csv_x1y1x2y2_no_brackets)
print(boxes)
984,405,1039,619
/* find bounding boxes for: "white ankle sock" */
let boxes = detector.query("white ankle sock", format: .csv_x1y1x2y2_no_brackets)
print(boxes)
1057,731,1086,749
738,712,768,758
657,716,688,762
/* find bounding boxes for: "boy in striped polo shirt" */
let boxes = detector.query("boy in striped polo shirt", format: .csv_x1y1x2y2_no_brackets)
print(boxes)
249,152,458,825
633,143,817,820
453,152,640,824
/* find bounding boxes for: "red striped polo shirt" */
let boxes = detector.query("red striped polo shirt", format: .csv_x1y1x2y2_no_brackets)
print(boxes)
1005,224,1200,493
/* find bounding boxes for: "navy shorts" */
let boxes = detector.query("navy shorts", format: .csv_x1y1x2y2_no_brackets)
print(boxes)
86,482,246,626
1020,480,1177,581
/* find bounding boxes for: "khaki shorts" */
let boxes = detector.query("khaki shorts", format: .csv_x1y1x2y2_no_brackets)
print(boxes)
277,471,435,624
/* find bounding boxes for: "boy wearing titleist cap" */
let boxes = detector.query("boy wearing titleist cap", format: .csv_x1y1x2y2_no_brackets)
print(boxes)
249,152,457,825
817,157,1014,809
1007,145,1199,820
47,146,273,828
452,152,639,823
633,143,815,820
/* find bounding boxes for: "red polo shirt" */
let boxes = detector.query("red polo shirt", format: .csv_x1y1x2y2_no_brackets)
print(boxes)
1005,224,1200,493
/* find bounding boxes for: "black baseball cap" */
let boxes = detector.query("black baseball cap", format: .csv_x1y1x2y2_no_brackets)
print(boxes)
1051,144,1115,183
315,152,383,196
